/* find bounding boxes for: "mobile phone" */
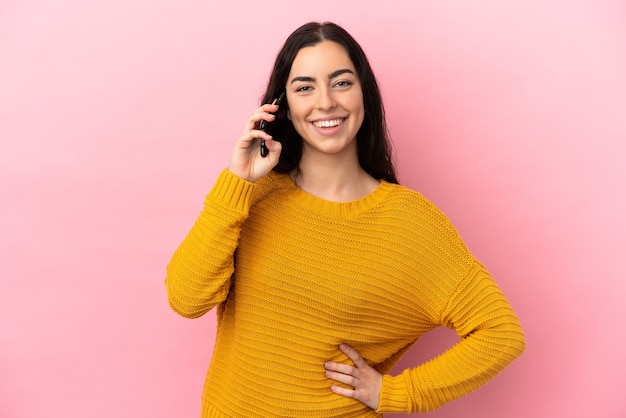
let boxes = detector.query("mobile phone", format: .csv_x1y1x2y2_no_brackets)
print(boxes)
259,92,285,157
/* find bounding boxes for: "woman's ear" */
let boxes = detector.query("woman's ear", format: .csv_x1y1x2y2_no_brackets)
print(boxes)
287,110,291,120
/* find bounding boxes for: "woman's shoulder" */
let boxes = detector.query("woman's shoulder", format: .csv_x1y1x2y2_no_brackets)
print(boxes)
383,182,474,262
250,170,292,203
384,182,442,211
382,182,459,229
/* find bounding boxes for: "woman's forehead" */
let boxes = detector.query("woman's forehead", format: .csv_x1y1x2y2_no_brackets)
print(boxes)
289,41,356,77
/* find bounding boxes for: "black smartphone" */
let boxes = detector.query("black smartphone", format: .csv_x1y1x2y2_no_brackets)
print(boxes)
259,92,285,157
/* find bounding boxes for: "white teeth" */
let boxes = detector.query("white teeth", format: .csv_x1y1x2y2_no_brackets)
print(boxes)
313,119,344,128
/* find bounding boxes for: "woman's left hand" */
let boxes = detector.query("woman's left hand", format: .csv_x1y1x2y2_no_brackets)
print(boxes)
324,343,383,410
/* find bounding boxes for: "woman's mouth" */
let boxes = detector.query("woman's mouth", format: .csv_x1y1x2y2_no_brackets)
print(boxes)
312,118,346,128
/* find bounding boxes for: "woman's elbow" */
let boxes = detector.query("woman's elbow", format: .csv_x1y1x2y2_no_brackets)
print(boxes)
165,279,212,319
499,316,527,362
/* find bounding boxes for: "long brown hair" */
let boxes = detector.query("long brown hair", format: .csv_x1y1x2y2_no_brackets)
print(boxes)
262,22,398,184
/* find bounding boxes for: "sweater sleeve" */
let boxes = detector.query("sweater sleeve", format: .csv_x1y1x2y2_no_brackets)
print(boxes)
377,261,526,413
165,169,256,319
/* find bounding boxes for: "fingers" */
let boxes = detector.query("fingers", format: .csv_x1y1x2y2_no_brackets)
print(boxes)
263,136,282,153
324,344,383,410
325,364,357,386
243,103,279,133
239,103,278,150
237,128,273,148
339,343,367,367
324,344,361,378
329,383,356,399
324,344,365,377
229,103,282,183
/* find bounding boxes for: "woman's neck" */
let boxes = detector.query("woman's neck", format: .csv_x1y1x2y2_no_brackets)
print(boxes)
292,152,380,202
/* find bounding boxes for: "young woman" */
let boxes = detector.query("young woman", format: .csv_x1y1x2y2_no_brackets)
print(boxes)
166,21,525,417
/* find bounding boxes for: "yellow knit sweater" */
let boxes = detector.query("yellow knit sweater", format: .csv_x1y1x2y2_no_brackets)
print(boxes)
166,169,525,417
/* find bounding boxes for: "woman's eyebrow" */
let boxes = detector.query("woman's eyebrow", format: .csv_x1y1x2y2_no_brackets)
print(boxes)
329,68,354,79
290,76,315,84
290,68,355,84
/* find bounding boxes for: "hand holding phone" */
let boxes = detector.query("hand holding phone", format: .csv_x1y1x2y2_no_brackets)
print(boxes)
259,92,285,158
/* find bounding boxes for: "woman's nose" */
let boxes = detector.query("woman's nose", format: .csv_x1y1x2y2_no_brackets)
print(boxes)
316,87,336,110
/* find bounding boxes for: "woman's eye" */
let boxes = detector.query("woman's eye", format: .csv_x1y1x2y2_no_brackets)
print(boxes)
334,80,352,88
295,85,312,92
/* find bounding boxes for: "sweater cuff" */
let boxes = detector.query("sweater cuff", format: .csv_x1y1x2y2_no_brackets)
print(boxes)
377,374,411,413
206,169,256,215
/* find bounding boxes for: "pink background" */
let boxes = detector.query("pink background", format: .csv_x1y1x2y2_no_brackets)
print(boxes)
1,1,625,417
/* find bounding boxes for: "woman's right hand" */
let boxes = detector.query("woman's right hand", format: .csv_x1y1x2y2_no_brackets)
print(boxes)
228,103,282,183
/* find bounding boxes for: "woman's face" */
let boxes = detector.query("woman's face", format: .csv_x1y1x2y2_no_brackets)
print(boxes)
286,41,364,158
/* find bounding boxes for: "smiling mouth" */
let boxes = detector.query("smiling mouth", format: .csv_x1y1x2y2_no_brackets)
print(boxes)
312,118,346,128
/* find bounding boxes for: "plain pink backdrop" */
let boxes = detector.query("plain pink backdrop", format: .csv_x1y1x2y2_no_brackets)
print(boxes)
1,1,625,417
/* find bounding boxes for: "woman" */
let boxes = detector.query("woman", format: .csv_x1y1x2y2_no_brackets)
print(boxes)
166,21,525,417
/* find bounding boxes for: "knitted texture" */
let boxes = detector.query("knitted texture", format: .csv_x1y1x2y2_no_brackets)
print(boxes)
166,169,525,417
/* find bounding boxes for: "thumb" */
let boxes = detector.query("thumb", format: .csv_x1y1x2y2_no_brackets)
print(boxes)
265,138,282,162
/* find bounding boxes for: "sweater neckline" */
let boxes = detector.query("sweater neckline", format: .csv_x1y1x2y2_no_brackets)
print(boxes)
270,171,393,217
